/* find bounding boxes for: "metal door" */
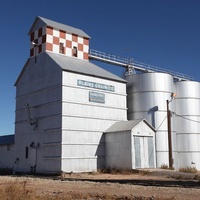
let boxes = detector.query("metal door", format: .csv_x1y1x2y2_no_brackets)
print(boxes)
134,136,155,168
134,136,141,168
148,137,155,168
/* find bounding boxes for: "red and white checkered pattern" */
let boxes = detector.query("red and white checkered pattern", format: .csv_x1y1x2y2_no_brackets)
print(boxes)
30,26,89,60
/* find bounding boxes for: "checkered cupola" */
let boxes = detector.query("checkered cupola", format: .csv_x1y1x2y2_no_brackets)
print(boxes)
29,17,90,61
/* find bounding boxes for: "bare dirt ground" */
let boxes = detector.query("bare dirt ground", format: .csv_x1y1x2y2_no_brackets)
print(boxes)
0,169,200,199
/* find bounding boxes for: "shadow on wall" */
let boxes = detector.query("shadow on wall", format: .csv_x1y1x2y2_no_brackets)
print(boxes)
95,134,105,169
148,106,159,128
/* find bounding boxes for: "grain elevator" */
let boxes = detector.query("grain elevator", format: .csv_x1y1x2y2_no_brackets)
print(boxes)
0,16,200,173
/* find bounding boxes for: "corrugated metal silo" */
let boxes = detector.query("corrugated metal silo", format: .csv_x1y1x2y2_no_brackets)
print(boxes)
175,81,200,169
126,72,176,167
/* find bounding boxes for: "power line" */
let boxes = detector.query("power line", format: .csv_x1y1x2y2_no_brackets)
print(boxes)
173,113,200,124
156,116,167,131
155,112,200,132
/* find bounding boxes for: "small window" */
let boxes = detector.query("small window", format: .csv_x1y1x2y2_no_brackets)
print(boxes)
25,146,29,159
7,145,10,151
59,42,65,54
73,46,77,57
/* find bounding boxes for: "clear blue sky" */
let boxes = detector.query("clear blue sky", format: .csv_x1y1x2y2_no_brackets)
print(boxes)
0,0,200,135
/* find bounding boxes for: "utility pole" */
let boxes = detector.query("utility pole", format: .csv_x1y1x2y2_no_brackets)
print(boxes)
167,99,173,169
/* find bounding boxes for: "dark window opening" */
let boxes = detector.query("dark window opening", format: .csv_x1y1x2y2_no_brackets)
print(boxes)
7,145,10,151
73,46,77,57
30,32,34,41
25,146,29,159
59,42,65,54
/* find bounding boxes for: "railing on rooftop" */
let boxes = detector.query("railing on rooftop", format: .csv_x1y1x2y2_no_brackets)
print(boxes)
89,49,194,81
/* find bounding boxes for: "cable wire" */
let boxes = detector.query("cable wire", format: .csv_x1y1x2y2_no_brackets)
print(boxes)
174,113,200,124
156,116,167,131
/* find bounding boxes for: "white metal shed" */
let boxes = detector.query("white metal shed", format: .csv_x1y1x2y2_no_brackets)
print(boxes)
105,119,156,169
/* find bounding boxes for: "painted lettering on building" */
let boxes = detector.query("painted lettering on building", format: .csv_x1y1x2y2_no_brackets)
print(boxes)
77,79,115,92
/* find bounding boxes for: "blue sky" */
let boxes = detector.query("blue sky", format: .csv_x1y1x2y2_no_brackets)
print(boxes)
0,0,200,135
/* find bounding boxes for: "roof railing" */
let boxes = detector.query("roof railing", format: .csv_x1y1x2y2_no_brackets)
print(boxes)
89,49,194,81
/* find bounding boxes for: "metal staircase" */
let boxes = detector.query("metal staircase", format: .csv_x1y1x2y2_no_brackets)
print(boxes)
89,49,194,81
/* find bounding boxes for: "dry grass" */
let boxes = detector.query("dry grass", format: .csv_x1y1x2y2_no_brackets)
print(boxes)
194,174,200,180
0,181,34,200
138,170,151,176
99,168,136,175
160,164,174,170
0,181,65,200
160,164,169,169
179,166,198,174
98,168,152,175
98,168,152,176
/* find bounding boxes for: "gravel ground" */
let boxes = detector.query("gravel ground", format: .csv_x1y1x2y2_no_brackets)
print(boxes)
0,169,200,199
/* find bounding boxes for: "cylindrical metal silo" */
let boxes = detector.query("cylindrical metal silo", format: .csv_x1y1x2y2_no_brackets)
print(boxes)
126,72,176,168
175,81,200,170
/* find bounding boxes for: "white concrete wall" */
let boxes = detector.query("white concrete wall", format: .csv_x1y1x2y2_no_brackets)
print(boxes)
61,72,127,172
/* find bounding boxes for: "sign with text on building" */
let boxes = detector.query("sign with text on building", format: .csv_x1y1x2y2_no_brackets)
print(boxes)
89,91,105,103
77,79,115,92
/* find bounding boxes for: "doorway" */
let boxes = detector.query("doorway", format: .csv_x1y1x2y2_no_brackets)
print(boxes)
134,136,155,168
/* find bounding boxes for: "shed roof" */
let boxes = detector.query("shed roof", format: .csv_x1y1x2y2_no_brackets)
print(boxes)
105,119,156,133
0,135,15,145
15,52,127,86
28,16,90,38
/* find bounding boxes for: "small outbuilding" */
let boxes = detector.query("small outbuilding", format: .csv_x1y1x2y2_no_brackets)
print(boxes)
105,119,156,169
